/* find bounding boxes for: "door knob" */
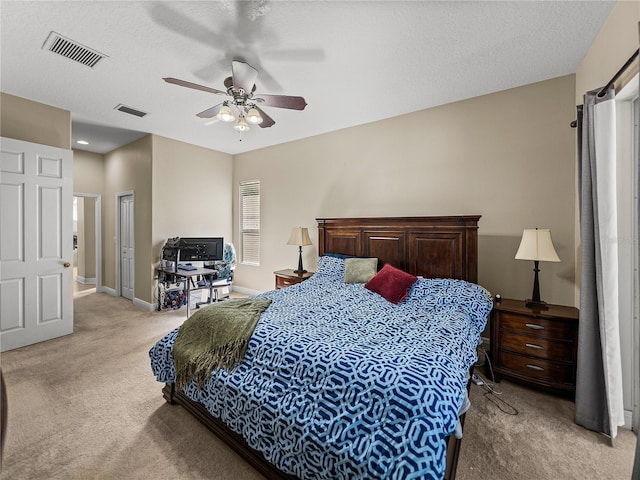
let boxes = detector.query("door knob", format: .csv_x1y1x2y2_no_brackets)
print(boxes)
63,262,71,268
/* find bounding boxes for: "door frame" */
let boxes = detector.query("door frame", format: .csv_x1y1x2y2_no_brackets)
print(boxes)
73,192,102,293
631,95,639,433
115,190,134,300
615,77,639,431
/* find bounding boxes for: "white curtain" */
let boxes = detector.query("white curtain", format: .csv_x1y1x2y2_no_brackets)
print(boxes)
575,88,625,439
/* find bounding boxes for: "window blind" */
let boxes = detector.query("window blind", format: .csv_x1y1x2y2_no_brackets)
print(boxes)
239,180,260,265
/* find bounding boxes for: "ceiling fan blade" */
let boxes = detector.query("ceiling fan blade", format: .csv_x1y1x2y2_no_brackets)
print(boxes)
231,60,258,93
163,77,227,96
196,103,224,118
148,3,228,50
251,66,282,93
254,94,307,110
255,106,275,128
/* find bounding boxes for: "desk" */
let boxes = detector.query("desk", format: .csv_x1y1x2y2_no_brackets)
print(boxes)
158,267,216,317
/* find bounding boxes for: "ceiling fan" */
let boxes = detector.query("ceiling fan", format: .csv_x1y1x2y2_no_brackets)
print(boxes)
164,60,307,134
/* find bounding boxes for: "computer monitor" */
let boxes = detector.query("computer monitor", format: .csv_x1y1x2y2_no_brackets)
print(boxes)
177,237,224,262
162,237,224,269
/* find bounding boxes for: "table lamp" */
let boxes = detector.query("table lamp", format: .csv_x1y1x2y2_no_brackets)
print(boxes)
287,227,312,274
515,228,560,309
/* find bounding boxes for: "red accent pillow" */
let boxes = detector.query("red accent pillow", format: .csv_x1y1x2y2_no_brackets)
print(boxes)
365,264,418,304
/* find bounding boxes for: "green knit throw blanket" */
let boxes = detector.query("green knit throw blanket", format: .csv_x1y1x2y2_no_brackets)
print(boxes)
172,298,271,390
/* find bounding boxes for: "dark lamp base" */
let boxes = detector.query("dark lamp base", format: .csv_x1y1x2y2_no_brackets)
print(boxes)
294,246,306,276
525,299,549,310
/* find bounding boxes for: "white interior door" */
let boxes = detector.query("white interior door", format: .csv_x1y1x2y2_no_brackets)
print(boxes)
119,194,134,300
0,137,73,352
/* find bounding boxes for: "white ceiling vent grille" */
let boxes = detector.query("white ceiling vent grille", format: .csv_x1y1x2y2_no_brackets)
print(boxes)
42,31,107,68
114,104,148,118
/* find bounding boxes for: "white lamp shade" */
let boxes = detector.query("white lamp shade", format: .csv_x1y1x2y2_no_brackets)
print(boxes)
246,108,263,124
287,227,312,246
233,116,250,132
217,105,235,122
515,229,560,262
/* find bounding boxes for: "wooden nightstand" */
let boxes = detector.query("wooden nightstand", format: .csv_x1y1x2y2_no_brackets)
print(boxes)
274,269,314,289
490,298,579,396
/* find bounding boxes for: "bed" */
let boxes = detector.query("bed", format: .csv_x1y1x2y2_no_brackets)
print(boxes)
150,216,492,480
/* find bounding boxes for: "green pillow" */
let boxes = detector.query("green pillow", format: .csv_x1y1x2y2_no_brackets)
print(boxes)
343,258,378,284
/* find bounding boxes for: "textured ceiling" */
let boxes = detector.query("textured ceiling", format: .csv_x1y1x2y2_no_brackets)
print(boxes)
0,1,615,155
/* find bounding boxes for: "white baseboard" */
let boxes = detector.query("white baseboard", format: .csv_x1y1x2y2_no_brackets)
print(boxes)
231,285,263,296
96,286,154,312
100,286,117,296
76,276,97,285
133,297,156,312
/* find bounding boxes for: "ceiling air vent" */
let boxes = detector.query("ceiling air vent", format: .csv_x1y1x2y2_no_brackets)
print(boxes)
42,31,107,68
114,104,148,118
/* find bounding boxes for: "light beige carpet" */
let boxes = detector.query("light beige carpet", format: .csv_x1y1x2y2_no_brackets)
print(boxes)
458,378,636,480
1,291,636,479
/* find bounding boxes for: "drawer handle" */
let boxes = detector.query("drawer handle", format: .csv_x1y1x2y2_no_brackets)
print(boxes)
525,323,544,330
283,280,291,285
526,364,545,371
525,343,544,350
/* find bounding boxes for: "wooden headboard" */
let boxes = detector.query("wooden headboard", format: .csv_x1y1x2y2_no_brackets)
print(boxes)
316,216,480,283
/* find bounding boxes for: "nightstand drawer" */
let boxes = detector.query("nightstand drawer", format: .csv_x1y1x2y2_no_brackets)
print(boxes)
274,269,314,289
499,351,575,385
276,275,303,289
500,332,574,362
500,312,574,341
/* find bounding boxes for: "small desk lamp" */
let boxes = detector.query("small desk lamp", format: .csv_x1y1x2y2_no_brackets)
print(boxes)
287,227,312,274
515,228,560,309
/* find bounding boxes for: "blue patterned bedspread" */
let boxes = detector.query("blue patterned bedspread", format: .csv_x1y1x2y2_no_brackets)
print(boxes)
150,256,492,479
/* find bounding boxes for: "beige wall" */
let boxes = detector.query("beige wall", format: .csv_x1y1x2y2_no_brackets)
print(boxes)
73,149,105,196
233,75,577,305
0,92,71,149
103,135,153,303
151,134,233,275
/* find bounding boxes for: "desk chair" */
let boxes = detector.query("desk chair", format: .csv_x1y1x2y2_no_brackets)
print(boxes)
196,243,236,307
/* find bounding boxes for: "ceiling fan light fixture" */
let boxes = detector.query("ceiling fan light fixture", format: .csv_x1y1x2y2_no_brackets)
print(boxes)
217,105,235,122
233,116,250,132
164,60,307,138
246,107,263,124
